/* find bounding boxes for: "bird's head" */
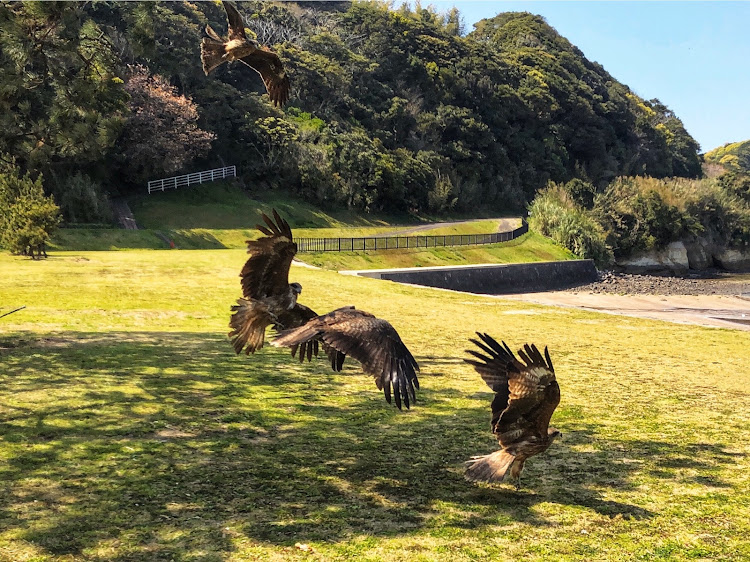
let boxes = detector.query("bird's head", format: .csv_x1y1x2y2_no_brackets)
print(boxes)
548,427,562,441
290,282,302,295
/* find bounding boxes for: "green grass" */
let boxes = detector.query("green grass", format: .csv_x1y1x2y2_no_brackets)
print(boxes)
51,183,571,268
1,250,749,561
129,182,415,231
300,232,576,270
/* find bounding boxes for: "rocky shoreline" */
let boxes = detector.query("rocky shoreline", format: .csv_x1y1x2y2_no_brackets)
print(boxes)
567,270,750,296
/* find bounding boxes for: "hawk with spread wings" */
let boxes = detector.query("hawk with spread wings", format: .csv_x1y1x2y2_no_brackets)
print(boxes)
201,1,290,106
272,306,420,410
228,209,317,355
464,333,561,487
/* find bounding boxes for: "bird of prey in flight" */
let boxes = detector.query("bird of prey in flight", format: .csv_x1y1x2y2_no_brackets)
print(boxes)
201,1,290,106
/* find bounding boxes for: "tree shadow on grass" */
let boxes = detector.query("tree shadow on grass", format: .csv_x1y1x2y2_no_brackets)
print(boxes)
0,332,744,559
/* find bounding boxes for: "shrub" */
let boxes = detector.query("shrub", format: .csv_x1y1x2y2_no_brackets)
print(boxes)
0,161,61,258
529,183,612,265
593,177,695,257
52,173,114,225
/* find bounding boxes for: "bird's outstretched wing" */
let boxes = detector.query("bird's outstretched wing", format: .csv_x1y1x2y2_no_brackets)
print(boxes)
274,302,320,361
465,334,559,445
272,307,420,410
240,209,296,300
222,1,248,42
205,24,223,42
239,48,290,107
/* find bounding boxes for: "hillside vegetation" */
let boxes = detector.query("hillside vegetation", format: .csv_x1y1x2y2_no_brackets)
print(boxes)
1,250,749,560
705,140,750,174
529,175,750,266
1,1,700,224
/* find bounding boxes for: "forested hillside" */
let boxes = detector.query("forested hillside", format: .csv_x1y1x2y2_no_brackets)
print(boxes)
1,0,702,225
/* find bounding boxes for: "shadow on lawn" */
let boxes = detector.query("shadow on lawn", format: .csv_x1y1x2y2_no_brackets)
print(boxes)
0,332,744,559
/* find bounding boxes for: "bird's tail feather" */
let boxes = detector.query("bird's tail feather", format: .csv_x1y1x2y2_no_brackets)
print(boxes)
201,37,227,75
464,450,516,483
228,298,274,354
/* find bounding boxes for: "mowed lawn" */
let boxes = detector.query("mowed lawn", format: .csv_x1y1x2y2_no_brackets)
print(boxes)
1,250,749,561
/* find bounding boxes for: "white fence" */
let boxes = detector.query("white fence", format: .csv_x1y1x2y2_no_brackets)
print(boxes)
147,166,236,194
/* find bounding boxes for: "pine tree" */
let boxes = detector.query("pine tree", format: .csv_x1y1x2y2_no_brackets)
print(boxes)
0,159,61,259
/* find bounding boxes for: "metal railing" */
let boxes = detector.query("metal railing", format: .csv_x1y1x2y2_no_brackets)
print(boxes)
147,165,236,194
296,220,528,253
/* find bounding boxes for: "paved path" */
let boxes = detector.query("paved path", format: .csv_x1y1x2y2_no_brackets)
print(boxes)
384,217,520,236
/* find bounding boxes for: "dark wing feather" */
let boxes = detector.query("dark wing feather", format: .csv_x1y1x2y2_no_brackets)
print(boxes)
272,307,420,410
274,302,320,363
222,1,248,41
205,24,223,42
240,210,296,299
465,334,559,445
464,332,522,392
464,333,523,428
239,49,290,107
273,302,317,331
497,343,559,444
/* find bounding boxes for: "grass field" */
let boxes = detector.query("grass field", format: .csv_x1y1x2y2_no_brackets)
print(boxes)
51,182,574,269
300,232,575,270
51,183,545,261
2,250,749,561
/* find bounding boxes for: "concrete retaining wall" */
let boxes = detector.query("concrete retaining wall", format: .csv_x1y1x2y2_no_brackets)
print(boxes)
351,260,598,295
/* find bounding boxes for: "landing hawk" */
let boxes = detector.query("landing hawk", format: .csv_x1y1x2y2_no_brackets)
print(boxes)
272,306,420,410
201,1,290,106
228,209,317,355
464,333,561,487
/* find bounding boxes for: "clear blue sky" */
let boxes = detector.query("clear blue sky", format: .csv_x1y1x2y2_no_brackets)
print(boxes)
427,1,750,153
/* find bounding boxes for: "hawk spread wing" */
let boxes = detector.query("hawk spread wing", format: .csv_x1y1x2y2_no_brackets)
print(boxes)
201,1,290,106
240,209,296,300
239,49,290,107
222,0,248,42
272,307,420,410
463,334,560,483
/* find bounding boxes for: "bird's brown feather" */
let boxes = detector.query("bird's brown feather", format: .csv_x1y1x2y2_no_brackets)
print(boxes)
464,334,560,484
239,49,290,107
201,1,290,106
272,307,420,410
229,210,311,356
240,210,296,300
222,1,248,42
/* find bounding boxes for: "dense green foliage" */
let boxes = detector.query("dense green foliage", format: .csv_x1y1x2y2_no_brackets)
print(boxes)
528,182,612,265
0,159,61,257
530,175,750,263
0,1,703,221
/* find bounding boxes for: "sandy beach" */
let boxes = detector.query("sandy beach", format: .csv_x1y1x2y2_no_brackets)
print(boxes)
500,291,750,331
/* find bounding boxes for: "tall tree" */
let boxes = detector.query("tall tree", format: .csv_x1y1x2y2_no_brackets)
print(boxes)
0,2,127,176
113,66,215,187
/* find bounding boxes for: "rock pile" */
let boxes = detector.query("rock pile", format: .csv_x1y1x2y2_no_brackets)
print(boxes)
568,270,750,296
